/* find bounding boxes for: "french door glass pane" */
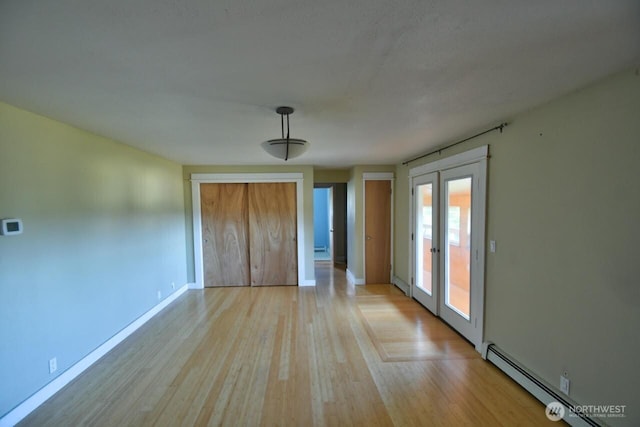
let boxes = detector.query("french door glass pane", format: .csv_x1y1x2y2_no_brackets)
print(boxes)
416,183,433,295
445,177,471,319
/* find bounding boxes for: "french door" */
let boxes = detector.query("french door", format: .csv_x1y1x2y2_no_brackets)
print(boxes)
412,172,438,313
411,149,486,349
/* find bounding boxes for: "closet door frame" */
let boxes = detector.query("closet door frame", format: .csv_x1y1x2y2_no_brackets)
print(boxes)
191,173,307,289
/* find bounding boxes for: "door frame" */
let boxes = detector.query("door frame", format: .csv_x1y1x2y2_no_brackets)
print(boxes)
408,146,487,350
313,184,334,262
362,172,394,284
191,173,307,289
411,171,439,314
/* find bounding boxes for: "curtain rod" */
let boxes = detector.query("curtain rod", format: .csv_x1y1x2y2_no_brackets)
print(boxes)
401,122,508,166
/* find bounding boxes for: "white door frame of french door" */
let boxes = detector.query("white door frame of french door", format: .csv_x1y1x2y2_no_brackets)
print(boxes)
190,173,309,289
409,146,487,351
362,172,395,284
411,172,439,315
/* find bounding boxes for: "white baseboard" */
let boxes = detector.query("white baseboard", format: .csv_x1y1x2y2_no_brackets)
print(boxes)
484,343,596,427
299,279,316,287
392,275,410,295
0,284,189,427
188,282,201,289
346,269,365,285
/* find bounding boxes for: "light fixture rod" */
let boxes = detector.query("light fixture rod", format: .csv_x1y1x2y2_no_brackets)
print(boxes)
285,112,290,160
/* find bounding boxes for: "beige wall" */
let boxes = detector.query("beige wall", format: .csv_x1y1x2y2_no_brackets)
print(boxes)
182,165,315,284
394,69,640,422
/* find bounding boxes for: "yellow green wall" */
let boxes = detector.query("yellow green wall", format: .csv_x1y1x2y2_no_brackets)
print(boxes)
313,168,350,183
0,102,187,417
394,69,640,418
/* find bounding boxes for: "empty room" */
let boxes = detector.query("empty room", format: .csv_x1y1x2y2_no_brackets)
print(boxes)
1,1,639,426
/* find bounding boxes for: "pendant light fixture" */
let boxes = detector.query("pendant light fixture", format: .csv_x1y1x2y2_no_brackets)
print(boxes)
261,106,309,161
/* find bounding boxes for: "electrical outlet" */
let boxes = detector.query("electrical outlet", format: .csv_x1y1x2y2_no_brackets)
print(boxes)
560,374,570,395
157,290,162,300
49,357,57,374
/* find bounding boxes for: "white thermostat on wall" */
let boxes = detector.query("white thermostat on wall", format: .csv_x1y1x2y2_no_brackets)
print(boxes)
1,218,23,236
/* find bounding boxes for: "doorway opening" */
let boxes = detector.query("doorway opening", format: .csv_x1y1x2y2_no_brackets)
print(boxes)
314,183,347,267
313,187,332,261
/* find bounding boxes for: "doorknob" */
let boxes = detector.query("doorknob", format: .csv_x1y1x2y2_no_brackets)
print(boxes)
366,235,372,240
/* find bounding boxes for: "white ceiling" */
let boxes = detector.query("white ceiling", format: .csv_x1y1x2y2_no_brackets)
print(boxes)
1,1,639,167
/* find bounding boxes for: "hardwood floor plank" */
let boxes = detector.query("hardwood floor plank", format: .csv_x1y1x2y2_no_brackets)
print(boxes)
18,264,556,426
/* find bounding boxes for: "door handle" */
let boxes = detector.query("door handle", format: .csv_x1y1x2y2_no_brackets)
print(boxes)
366,235,372,240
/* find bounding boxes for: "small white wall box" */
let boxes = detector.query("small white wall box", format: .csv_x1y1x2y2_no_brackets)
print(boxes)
1,218,23,236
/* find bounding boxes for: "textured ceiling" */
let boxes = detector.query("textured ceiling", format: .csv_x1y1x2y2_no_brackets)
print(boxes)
1,1,639,167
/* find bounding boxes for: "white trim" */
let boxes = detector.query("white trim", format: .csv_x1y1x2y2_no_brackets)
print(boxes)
362,174,395,284
362,172,394,180
192,180,204,289
0,285,189,427
392,275,410,296
346,268,365,285
485,344,592,427
191,173,303,182
409,145,488,177
299,279,316,287
191,172,308,288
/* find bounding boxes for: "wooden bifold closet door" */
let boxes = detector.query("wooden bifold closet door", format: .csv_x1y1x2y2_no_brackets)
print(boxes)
201,182,297,287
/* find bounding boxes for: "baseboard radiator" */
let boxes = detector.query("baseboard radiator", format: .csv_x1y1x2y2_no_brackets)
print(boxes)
482,343,599,427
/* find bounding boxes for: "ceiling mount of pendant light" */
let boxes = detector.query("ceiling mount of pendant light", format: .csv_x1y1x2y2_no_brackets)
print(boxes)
261,106,309,161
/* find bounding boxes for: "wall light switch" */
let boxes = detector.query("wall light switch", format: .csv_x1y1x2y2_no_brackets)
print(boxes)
490,240,496,253
560,375,570,395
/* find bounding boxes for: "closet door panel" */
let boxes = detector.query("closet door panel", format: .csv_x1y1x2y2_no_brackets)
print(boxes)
201,183,250,287
248,182,298,286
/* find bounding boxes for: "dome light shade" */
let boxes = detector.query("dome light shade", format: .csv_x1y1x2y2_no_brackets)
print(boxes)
261,106,309,161
261,138,309,160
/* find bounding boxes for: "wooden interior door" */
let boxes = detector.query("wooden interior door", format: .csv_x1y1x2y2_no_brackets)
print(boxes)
365,180,391,284
248,182,298,286
201,183,250,287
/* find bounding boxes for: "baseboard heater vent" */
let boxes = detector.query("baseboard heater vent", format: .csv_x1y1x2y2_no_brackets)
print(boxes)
482,342,599,427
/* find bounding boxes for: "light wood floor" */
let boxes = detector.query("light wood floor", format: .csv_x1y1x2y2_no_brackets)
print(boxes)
19,263,555,426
